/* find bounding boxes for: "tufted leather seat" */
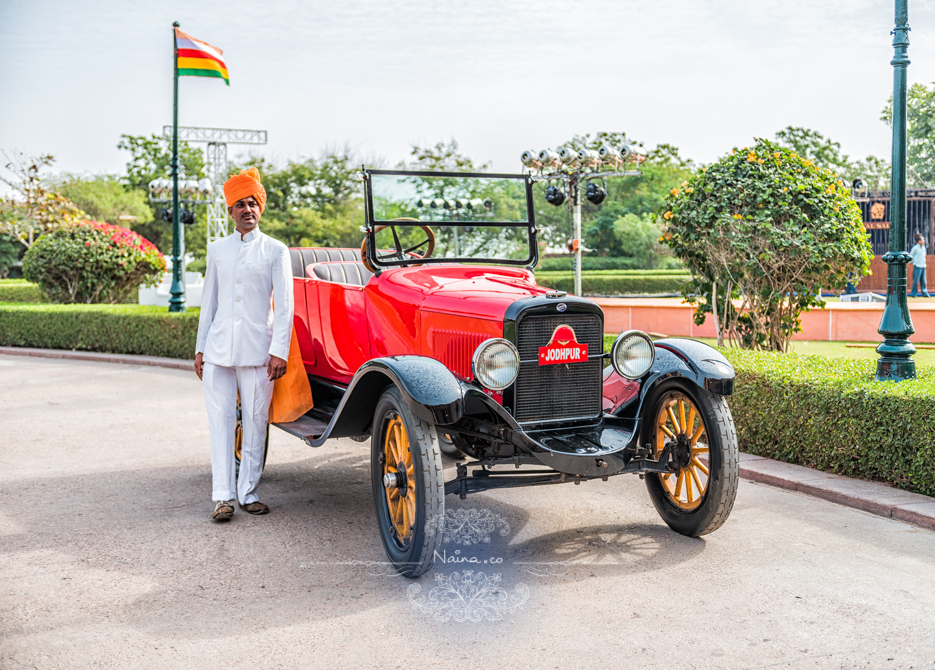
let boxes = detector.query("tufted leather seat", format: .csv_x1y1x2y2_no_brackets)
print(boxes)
311,262,374,287
289,248,360,278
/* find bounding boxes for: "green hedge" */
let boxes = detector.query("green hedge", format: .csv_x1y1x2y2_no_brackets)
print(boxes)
538,256,683,271
0,303,198,359
722,350,935,496
0,280,45,303
537,271,689,295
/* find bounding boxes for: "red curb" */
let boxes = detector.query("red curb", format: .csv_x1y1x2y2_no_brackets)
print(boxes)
0,346,194,371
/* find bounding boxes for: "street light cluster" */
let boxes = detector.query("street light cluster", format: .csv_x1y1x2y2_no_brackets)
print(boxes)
416,197,493,211
520,144,647,173
148,178,215,202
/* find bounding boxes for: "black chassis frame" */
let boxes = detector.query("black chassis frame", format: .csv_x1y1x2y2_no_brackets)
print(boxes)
277,295,735,500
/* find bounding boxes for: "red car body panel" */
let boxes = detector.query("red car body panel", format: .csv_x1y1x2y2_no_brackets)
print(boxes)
293,259,557,386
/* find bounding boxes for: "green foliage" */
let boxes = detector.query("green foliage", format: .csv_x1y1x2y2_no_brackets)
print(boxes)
398,138,490,172
537,255,682,271
722,349,935,497
882,83,935,188
535,271,689,296
0,279,43,302
775,126,889,191
52,174,153,226
660,138,873,351
0,303,198,359
22,221,165,304
0,235,21,278
0,151,86,247
585,211,673,268
236,146,364,248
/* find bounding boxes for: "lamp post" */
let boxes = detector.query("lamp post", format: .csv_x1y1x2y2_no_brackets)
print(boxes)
876,0,916,381
168,21,185,313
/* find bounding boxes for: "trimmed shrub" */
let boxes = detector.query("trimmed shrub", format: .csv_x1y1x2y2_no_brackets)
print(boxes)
538,256,683,272
537,271,689,295
22,221,165,304
722,350,935,496
0,304,198,359
0,280,44,303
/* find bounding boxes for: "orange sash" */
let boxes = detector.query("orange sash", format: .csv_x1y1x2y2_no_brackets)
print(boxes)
269,327,314,423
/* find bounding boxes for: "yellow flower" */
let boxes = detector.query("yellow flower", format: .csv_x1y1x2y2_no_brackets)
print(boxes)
670,188,679,197
833,206,839,212
783,187,788,192
680,181,688,188
774,152,781,158
733,214,742,219
747,153,757,162
759,203,763,207
685,187,693,193
664,211,673,220
758,159,764,164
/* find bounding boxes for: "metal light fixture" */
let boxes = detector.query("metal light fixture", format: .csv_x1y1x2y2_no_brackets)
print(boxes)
558,147,580,168
598,145,623,168
577,149,601,168
585,181,606,205
545,185,566,206
521,150,541,169
539,149,562,169
620,144,648,164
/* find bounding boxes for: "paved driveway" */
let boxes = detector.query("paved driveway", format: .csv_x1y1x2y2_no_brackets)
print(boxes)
2,355,934,669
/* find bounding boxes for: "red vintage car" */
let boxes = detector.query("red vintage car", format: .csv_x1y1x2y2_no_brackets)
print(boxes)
255,169,739,577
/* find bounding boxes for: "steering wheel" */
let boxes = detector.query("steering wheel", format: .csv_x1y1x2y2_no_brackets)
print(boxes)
360,218,436,273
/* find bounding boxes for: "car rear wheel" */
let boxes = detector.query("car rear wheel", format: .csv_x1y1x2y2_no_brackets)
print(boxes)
371,386,444,577
234,393,269,480
641,381,738,537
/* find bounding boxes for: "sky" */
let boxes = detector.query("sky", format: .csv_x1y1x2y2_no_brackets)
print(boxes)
4,0,935,178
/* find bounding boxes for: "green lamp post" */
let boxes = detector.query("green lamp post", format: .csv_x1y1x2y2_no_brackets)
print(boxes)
168,20,186,313
876,0,916,381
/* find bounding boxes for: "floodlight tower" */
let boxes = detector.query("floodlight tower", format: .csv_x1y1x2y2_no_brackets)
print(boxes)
521,144,645,295
162,126,268,245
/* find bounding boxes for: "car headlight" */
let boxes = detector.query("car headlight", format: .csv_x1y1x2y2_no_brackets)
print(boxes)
612,330,655,380
472,338,520,391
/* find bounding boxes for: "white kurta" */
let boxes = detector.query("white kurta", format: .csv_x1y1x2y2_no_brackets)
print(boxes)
196,228,294,504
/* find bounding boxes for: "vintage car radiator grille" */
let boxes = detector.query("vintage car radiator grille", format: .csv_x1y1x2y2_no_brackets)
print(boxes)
431,329,489,380
514,313,603,423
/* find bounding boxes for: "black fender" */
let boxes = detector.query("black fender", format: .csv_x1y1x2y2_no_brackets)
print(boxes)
611,338,734,422
309,356,464,446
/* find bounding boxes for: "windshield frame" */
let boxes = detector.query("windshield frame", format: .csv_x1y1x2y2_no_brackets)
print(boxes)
363,168,538,270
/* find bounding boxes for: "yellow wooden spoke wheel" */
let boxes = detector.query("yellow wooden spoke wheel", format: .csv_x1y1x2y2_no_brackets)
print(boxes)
653,392,709,511
371,386,445,578
642,381,739,537
383,413,417,544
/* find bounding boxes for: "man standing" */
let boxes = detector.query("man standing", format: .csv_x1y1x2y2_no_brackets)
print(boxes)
910,233,929,298
195,167,293,521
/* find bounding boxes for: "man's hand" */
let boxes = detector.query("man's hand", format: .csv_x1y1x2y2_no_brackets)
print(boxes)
268,355,287,381
194,352,205,380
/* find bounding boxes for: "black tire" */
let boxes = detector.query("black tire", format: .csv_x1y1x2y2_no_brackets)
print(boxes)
371,386,445,578
641,380,738,537
234,396,270,480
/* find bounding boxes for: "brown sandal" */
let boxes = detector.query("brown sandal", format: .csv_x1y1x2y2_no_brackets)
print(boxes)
212,500,235,521
239,501,269,515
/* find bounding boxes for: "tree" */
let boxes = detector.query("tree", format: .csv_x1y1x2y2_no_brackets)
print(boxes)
398,138,490,172
0,151,86,247
775,126,890,191
660,138,872,351
0,234,20,278
882,83,935,188
52,174,153,227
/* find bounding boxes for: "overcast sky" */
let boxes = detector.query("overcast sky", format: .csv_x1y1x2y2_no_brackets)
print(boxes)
4,0,935,177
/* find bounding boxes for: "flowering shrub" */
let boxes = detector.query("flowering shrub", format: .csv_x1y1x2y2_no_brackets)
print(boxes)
659,138,873,352
22,220,165,303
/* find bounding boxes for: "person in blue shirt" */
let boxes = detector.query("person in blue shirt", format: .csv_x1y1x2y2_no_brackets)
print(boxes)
909,233,929,297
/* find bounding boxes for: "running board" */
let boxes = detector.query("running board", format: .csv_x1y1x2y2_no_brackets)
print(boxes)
272,415,329,441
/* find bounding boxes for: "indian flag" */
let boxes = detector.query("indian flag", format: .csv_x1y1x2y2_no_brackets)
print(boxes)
175,28,229,85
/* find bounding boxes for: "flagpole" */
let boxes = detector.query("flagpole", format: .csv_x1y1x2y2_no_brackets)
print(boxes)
168,20,186,312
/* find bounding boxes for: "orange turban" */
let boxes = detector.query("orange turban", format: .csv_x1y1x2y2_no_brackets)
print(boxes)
224,167,267,213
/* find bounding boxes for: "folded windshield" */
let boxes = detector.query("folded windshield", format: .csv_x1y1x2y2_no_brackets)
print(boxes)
365,170,536,267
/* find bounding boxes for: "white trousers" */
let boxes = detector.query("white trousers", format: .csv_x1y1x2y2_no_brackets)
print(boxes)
202,363,274,504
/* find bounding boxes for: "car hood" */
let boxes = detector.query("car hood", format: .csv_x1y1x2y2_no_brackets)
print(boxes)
382,264,552,319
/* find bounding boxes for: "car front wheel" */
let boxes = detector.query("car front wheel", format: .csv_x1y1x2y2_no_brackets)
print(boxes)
641,381,739,537
371,385,445,577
